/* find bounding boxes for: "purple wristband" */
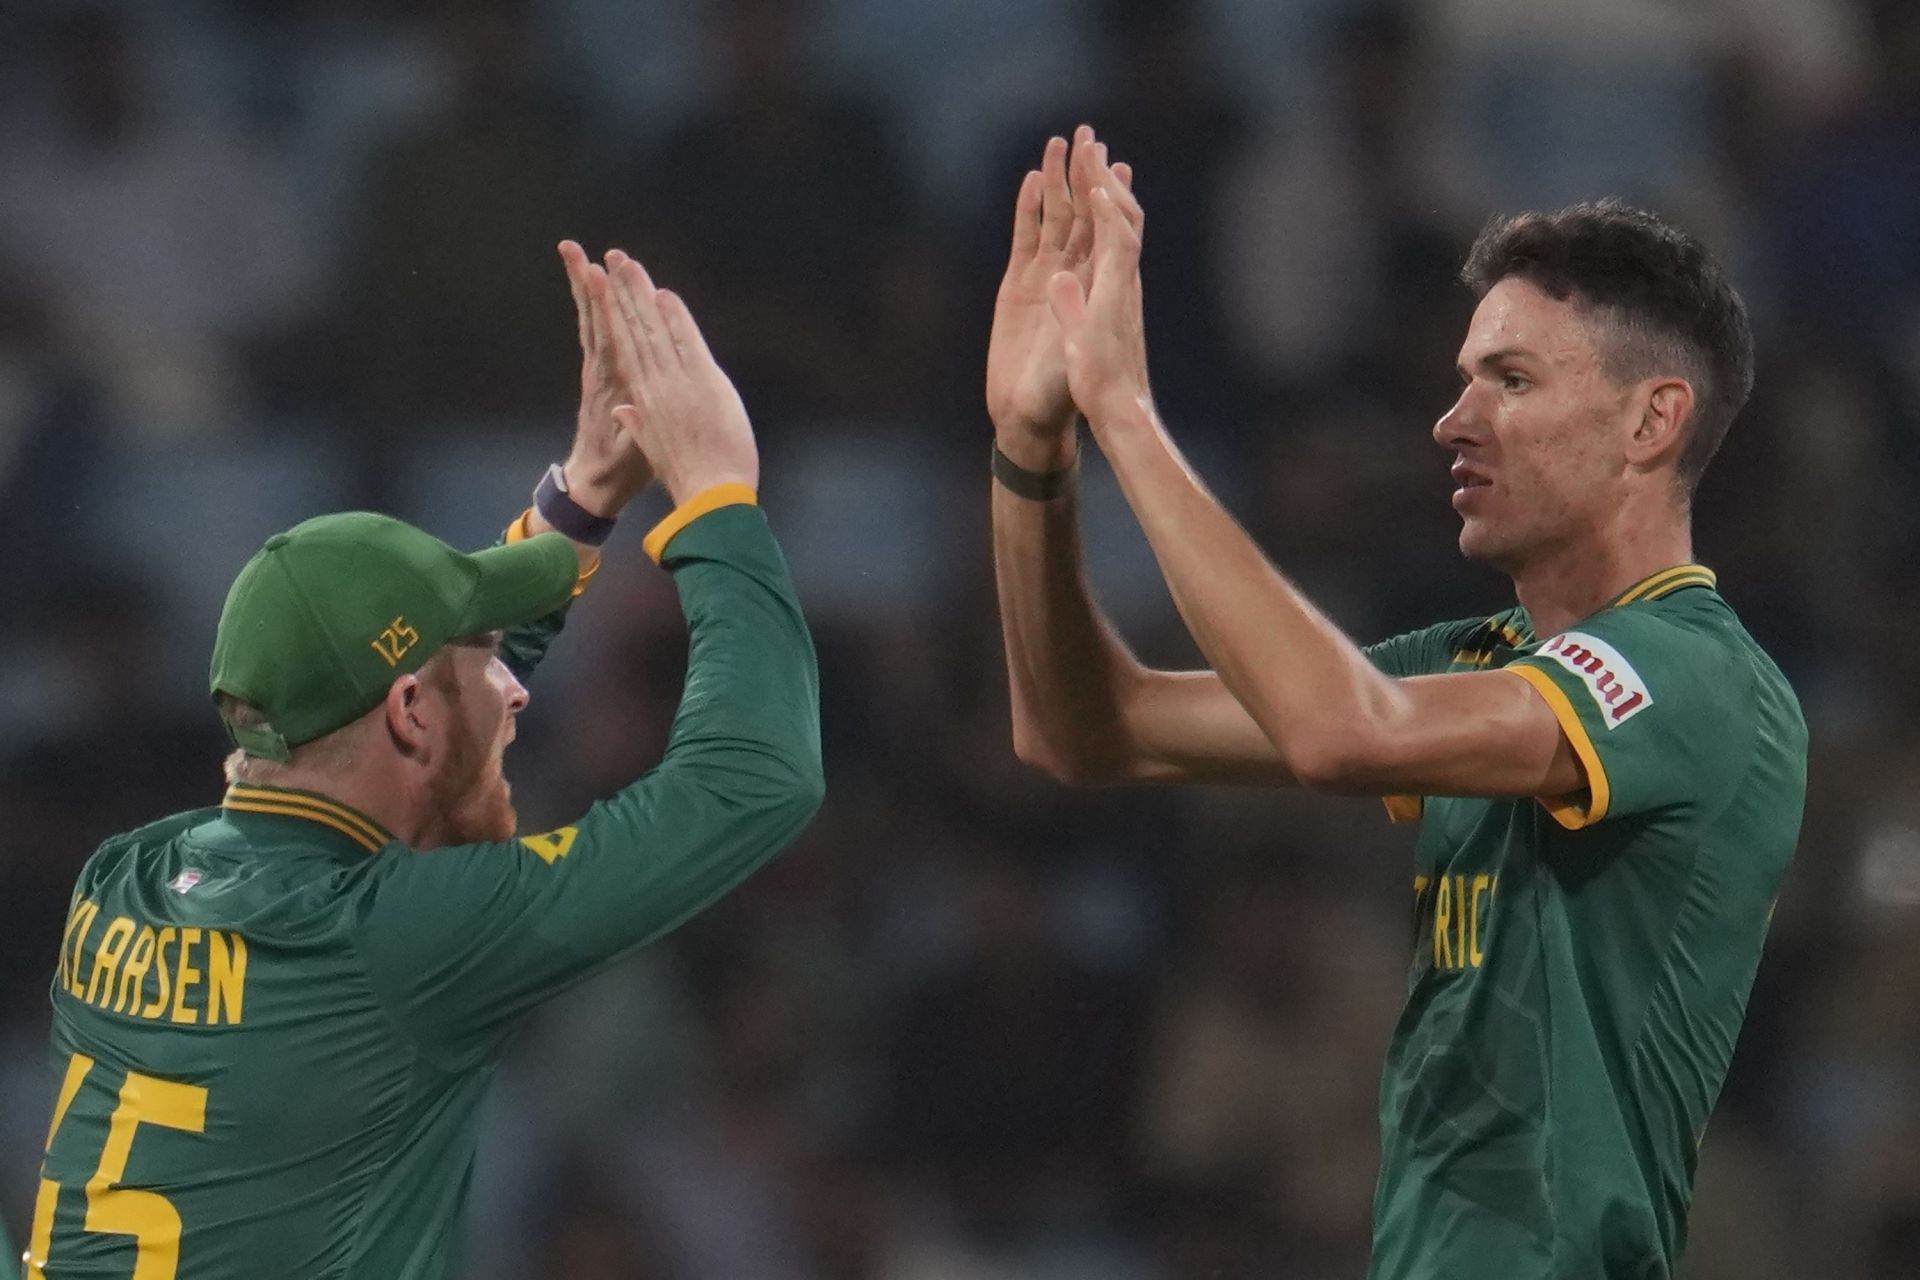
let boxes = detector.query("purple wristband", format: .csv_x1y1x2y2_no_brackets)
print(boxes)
533,464,618,546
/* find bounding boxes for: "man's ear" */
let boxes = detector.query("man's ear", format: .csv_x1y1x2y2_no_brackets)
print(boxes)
1627,377,1694,470
384,673,433,761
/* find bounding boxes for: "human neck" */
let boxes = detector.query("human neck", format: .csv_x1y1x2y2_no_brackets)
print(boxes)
244,762,432,850
1507,503,1695,638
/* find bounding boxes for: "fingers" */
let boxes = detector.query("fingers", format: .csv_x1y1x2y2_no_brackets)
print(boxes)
587,266,632,383
655,288,715,369
606,251,671,373
1008,169,1042,264
1107,168,1145,232
1038,135,1071,252
559,241,595,352
596,256,651,381
1089,187,1142,282
1065,127,1099,263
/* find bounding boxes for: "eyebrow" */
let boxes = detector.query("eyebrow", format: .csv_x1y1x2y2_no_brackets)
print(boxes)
1456,347,1537,380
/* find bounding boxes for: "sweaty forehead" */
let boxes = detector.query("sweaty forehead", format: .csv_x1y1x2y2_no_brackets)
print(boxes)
1459,277,1605,371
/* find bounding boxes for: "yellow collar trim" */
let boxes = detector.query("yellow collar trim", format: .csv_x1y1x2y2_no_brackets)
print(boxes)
1614,563,1717,606
223,786,389,853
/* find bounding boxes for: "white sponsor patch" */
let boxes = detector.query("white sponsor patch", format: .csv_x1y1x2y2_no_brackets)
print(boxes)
1538,631,1652,728
168,869,204,894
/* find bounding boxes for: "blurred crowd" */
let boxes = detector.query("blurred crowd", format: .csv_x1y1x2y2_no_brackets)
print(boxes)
2,0,1919,1276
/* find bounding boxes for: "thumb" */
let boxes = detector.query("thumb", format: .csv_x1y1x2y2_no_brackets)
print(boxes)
1046,270,1087,332
611,404,645,441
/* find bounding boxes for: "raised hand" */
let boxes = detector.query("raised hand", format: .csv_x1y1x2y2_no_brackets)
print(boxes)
601,253,759,505
986,128,1135,468
558,241,655,514
1047,152,1151,434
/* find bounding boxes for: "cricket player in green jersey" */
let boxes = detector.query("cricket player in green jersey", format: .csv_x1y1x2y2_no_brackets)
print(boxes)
987,128,1805,1278
24,246,822,1279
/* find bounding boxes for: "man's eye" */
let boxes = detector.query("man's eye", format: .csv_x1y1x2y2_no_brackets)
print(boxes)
1503,373,1531,392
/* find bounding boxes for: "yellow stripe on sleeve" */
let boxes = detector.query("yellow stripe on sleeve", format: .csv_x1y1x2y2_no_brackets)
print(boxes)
1382,795,1424,825
1502,665,1611,830
505,508,599,597
643,483,759,563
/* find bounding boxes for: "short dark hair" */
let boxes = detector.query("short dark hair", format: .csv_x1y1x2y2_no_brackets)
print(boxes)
1460,200,1754,497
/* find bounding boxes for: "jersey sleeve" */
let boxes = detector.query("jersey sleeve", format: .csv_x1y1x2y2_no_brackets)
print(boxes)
1365,617,1497,823
1503,609,1746,830
1363,617,1490,678
352,504,823,1065
493,516,576,684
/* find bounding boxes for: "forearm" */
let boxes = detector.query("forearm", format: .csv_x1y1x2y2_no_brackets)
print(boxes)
658,504,823,793
991,436,1151,784
1092,406,1398,784
555,503,822,955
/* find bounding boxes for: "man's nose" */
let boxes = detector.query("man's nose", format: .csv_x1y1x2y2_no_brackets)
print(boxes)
1434,385,1482,449
496,659,530,714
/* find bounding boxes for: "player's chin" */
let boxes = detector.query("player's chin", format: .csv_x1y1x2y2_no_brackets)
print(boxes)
1456,517,1497,562
1456,519,1527,572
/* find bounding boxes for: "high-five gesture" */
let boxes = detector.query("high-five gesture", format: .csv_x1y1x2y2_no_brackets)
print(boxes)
986,126,1133,468
557,240,653,514
1045,147,1151,435
601,252,759,505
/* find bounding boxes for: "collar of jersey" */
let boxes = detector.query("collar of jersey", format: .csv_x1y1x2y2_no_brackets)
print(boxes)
1608,563,1718,608
221,784,392,855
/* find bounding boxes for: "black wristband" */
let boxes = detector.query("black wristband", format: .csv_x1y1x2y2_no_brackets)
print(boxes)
991,443,1078,501
533,463,618,546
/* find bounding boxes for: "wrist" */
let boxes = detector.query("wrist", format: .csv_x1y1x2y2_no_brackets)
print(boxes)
992,423,1079,473
1083,391,1155,441
662,468,758,509
559,456,626,519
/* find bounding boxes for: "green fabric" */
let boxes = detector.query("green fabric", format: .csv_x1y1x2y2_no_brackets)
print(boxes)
1363,581,1806,1279
38,505,821,1280
209,512,579,757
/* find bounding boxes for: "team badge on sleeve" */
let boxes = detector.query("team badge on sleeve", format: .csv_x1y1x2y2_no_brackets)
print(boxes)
1539,632,1652,727
519,827,578,865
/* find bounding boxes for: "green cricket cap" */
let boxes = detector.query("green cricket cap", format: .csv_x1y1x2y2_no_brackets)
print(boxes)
209,511,579,760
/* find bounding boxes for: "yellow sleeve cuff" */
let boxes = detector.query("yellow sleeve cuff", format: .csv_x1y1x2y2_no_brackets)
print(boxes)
505,508,600,597
642,483,759,563
1503,664,1611,830
1382,795,1424,825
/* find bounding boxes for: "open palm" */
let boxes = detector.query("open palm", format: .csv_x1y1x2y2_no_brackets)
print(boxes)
986,128,1132,446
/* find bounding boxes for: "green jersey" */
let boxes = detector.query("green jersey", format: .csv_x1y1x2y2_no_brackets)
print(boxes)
1363,564,1806,1280
25,505,822,1280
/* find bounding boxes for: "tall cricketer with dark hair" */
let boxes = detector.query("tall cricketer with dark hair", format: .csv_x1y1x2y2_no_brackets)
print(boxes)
988,127,1805,1278
24,246,822,1279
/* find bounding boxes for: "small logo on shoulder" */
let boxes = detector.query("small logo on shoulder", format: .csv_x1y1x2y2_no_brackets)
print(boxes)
169,869,205,894
519,827,578,866
1540,631,1651,727
370,616,421,668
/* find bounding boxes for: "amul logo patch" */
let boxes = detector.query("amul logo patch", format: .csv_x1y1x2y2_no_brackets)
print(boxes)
1540,631,1651,727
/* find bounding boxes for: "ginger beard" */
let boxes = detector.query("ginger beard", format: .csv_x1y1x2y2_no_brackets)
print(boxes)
424,657,518,846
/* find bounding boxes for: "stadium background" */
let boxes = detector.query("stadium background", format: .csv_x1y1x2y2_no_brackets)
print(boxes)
1,0,1917,1275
